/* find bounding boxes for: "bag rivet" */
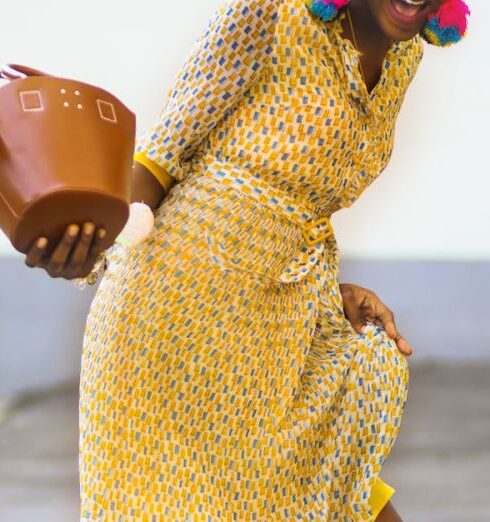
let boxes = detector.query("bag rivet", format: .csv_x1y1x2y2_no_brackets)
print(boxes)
60,88,66,94
63,101,69,107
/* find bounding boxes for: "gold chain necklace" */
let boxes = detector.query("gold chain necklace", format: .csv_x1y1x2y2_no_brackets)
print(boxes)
346,8,367,86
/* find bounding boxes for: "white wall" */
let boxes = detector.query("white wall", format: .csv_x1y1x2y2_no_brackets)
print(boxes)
0,0,486,260
334,0,489,260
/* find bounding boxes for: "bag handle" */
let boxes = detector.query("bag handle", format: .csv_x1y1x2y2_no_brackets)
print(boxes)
0,63,49,81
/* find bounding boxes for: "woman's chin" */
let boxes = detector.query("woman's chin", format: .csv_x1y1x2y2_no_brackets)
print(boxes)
382,22,421,42
376,0,431,41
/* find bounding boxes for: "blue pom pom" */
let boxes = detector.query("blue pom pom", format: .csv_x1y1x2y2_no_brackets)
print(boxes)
310,1,339,22
421,17,463,46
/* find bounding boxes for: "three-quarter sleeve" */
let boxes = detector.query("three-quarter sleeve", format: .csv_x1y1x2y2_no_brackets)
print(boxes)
134,0,279,186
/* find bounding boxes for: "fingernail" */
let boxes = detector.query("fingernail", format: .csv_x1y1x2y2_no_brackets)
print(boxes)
98,229,106,238
68,225,79,236
360,325,367,334
37,238,47,248
84,223,95,235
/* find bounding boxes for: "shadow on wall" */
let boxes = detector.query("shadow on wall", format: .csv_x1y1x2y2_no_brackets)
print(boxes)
1,256,489,397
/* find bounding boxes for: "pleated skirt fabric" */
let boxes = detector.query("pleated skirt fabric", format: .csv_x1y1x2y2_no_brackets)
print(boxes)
79,169,408,521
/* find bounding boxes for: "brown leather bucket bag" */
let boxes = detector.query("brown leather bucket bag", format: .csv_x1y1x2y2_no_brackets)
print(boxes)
0,63,135,255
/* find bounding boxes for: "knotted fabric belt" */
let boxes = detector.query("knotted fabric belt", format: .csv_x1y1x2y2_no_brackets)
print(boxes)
200,163,335,284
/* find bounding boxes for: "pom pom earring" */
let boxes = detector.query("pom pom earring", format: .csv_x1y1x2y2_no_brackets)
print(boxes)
305,0,470,47
420,0,471,47
306,0,351,22
115,202,155,249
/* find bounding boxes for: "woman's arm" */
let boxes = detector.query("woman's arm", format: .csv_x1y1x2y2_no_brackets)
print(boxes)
133,0,279,184
22,163,169,280
130,161,174,212
23,0,280,280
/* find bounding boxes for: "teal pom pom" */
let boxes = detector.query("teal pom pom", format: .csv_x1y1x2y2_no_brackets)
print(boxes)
420,18,463,46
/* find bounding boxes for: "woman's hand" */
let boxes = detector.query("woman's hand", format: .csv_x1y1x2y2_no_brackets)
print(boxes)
339,283,413,357
24,222,107,280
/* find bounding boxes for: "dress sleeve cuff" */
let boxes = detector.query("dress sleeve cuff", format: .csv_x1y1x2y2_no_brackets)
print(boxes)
368,477,395,520
133,152,175,194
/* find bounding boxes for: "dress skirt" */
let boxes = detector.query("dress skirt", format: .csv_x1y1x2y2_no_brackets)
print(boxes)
79,166,409,521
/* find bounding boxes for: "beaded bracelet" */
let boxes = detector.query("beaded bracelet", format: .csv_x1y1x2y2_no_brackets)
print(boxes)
72,250,108,290
72,202,156,290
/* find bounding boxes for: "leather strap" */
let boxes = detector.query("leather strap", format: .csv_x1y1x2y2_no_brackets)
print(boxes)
0,63,48,81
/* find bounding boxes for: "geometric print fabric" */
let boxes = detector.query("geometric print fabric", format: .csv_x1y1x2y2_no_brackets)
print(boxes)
80,0,423,519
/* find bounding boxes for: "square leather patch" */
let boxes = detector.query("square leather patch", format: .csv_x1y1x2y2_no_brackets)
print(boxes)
20,90,43,112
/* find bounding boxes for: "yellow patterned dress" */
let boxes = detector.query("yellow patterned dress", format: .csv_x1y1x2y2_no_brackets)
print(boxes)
79,0,424,520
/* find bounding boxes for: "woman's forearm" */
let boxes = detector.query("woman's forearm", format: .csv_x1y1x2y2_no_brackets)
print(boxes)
130,161,176,211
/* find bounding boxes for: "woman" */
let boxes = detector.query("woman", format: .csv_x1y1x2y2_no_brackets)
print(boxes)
25,0,470,519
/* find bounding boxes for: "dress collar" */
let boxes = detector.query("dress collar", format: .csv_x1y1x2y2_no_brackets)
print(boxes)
306,6,410,118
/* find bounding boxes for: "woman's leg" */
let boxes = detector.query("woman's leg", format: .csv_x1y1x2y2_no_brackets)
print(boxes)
376,501,403,522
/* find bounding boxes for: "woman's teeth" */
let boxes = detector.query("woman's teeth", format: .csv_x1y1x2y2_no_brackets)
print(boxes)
392,0,428,17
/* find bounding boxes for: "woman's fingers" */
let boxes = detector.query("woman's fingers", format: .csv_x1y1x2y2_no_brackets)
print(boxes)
67,222,96,272
74,228,106,277
392,331,413,356
85,227,107,265
340,284,415,357
376,307,397,339
24,223,108,280
373,315,414,356
341,287,367,335
46,224,79,276
25,237,49,267
366,295,414,357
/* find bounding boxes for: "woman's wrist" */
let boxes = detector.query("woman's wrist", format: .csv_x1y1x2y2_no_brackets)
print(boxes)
72,250,108,290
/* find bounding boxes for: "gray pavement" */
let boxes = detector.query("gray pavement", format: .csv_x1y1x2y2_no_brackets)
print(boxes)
383,360,490,522
0,361,489,521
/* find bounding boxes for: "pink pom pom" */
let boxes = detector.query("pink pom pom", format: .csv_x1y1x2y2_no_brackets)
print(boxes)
436,0,471,34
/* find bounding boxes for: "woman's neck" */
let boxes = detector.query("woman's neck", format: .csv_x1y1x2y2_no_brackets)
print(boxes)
340,0,395,93
347,0,394,54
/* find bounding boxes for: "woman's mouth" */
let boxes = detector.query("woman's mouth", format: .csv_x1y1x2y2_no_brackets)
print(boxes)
388,0,430,26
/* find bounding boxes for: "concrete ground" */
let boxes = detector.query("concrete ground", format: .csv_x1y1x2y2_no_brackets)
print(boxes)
0,361,489,522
